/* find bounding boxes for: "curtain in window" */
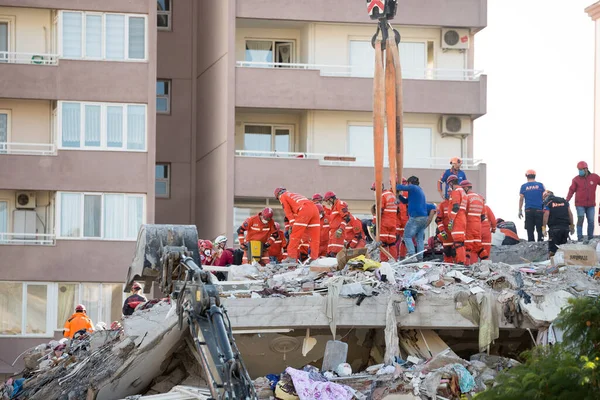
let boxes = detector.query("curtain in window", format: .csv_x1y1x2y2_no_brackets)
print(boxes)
106,106,123,148
0,201,7,243
245,41,273,64
62,103,81,148
81,284,100,324
103,284,123,323
56,283,76,330
128,17,145,59
277,44,291,64
0,282,22,335
60,193,82,237
85,14,102,58
105,14,125,60
83,194,101,237
126,196,143,239
84,105,101,147
126,105,145,150
62,12,82,58
0,22,7,55
244,125,271,152
104,194,125,239
26,285,47,334
0,113,7,153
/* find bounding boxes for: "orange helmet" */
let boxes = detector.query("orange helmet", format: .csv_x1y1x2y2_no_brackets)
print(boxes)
450,157,462,165
526,169,536,176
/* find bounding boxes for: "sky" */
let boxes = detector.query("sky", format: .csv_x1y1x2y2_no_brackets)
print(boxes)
473,0,595,237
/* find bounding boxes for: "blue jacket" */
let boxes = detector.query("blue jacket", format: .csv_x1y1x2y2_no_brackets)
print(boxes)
396,184,428,217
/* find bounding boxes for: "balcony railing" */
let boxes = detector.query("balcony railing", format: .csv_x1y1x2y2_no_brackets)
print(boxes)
0,233,56,245
0,51,59,66
236,61,483,81
235,150,483,169
0,142,57,156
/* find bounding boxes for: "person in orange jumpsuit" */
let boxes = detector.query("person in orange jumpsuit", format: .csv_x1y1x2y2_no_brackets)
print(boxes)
317,204,330,257
481,201,497,258
447,175,468,264
372,182,398,261
63,304,94,339
237,207,276,265
323,191,349,256
436,196,455,263
344,212,366,249
461,180,488,265
267,222,287,263
275,188,320,262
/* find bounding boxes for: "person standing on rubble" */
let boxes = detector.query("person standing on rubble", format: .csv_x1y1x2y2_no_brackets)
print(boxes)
63,304,94,339
372,182,399,261
122,282,147,316
437,157,467,200
519,169,546,242
396,176,429,261
436,195,455,263
446,175,468,264
237,207,276,265
323,191,349,257
542,190,575,256
461,180,488,265
275,188,321,263
566,161,600,241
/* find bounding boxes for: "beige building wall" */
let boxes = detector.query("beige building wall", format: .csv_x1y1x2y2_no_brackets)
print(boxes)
0,190,55,235
0,99,52,143
0,7,52,54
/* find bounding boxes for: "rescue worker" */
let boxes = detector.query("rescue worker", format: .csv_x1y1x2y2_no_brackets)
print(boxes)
396,177,409,258
396,176,429,261
496,219,521,245
461,180,488,265
323,191,349,256
481,201,497,256
63,304,94,339
542,190,575,256
237,207,276,265
446,175,468,264
518,169,545,242
275,188,320,263
438,157,467,200
267,222,287,263
122,282,147,316
566,161,600,241
316,204,330,257
312,193,323,204
212,235,234,267
436,195,455,263
344,212,366,249
372,182,398,261
200,240,214,265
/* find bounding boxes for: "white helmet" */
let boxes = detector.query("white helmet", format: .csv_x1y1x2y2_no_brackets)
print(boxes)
215,235,227,245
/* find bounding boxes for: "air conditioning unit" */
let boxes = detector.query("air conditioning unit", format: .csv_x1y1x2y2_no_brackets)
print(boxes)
15,191,36,209
441,28,470,50
439,116,472,136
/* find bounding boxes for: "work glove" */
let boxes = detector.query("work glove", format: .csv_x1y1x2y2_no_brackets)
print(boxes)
335,228,344,238
569,224,575,235
264,242,271,249
440,231,448,240
448,219,454,231
518,210,523,219
240,243,248,250
541,226,547,238
344,241,350,249
491,227,496,233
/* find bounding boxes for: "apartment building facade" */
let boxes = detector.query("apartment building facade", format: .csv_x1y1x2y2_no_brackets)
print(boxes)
156,0,487,241
0,0,156,374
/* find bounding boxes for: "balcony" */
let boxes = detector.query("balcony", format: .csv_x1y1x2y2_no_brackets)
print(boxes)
0,51,58,65
0,142,56,156
235,64,487,117
234,151,487,201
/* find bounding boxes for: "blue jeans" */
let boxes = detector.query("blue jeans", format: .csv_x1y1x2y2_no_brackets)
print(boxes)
575,206,595,240
403,216,428,260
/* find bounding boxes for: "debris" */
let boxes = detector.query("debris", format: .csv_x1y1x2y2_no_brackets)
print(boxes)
322,340,348,372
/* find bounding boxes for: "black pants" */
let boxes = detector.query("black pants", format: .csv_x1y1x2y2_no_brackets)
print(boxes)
548,227,569,254
525,209,544,242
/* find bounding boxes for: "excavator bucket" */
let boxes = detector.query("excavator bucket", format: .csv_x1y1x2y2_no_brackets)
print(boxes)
125,224,200,293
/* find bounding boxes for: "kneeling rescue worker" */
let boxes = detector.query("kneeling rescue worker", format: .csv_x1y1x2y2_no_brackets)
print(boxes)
237,207,276,265
63,304,94,339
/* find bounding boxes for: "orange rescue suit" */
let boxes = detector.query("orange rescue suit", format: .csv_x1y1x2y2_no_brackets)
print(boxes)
465,192,487,265
379,190,399,260
267,228,287,261
396,196,409,258
344,214,366,249
280,192,321,260
63,312,94,339
481,204,497,257
327,199,349,255
237,214,275,264
449,186,468,264
436,199,455,263
320,213,330,257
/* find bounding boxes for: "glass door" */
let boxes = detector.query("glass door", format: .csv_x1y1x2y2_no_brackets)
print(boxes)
274,42,293,66
0,22,7,63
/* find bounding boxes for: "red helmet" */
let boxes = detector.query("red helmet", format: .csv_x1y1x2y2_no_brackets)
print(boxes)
203,241,213,250
261,207,274,220
132,282,142,291
402,176,408,185
312,193,323,202
446,175,459,184
577,161,588,170
371,182,384,191
275,222,281,230
323,191,336,201
198,239,205,249
274,187,286,198
315,204,324,214
526,169,536,176
75,304,86,312
459,180,473,187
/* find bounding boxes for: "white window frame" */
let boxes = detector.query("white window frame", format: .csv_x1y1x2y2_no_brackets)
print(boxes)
0,109,12,143
155,163,170,198
58,11,148,62
0,15,16,54
156,79,171,114
0,281,52,338
57,101,147,152
157,0,172,31
244,39,296,64
243,123,294,152
55,192,146,241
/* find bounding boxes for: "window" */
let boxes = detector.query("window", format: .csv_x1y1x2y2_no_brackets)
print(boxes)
347,125,432,167
59,102,147,151
58,192,145,240
0,21,8,62
157,0,171,30
0,282,49,336
0,110,10,152
156,80,171,114
60,11,147,61
349,40,427,78
243,125,291,154
155,164,170,198
245,40,294,65
0,201,7,240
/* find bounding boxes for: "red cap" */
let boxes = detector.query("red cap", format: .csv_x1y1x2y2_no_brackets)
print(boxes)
446,175,459,184
75,304,86,312
312,193,323,202
459,180,473,187
323,191,336,201
577,161,588,170
274,187,286,198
